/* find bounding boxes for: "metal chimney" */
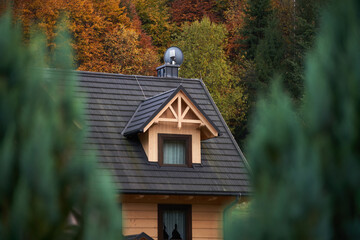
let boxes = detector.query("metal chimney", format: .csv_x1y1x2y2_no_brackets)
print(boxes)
157,47,183,78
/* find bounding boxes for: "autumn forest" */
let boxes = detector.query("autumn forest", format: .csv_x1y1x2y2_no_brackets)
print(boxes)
5,0,327,145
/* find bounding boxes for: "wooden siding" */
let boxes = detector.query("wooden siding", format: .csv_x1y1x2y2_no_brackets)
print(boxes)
122,203,158,239
122,195,235,240
192,204,223,240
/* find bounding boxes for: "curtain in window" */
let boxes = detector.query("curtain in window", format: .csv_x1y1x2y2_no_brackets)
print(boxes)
163,140,185,164
163,209,186,240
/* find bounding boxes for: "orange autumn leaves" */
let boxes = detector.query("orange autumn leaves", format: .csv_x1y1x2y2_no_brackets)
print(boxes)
13,0,158,75
10,0,249,76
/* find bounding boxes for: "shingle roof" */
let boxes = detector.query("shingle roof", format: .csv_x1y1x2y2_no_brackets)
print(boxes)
75,70,251,196
122,85,219,137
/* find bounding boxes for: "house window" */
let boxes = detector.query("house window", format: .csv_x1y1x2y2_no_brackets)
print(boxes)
158,134,192,166
158,205,192,240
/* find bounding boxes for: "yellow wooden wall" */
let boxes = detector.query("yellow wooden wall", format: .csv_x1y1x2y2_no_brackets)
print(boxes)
122,203,158,239
192,204,223,240
122,195,232,240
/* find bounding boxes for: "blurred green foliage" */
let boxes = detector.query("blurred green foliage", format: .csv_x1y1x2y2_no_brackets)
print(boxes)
226,0,360,239
0,12,122,239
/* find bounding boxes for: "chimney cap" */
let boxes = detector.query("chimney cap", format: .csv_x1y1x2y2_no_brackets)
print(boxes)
164,46,183,65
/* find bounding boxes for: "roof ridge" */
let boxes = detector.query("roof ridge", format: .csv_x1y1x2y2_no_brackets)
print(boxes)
45,68,205,84
74,69,204,82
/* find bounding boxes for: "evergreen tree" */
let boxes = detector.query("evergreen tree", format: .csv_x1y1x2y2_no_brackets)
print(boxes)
236,0,325,145
240,0,272,60
0,13,122,239
232,0,274,146
281,0,328,101
226,0,360,239
254,14,285,91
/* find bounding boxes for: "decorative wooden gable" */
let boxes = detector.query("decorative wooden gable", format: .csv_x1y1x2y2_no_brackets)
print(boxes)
123,85,219,164
143,89,218,140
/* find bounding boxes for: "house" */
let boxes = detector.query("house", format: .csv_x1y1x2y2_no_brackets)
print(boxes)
76,48,251,240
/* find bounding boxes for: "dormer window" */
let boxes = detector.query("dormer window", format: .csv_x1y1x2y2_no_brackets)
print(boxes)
159,134,192,166
122,85,219,165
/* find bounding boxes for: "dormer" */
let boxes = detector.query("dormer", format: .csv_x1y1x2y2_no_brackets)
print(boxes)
123,85,219,166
